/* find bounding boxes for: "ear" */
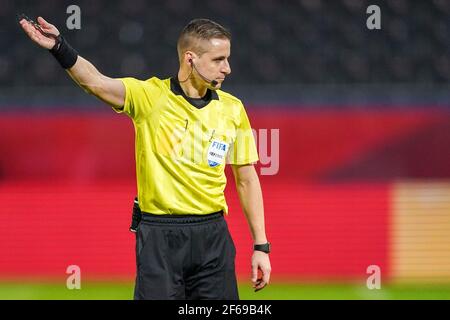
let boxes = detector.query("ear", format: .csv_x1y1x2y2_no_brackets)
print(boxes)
185,51,194,65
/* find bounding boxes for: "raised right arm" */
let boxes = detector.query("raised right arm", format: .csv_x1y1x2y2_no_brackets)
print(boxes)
66,56,125,109
19,16,125,109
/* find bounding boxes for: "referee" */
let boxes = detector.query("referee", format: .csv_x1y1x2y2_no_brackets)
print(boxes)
19,16,271,300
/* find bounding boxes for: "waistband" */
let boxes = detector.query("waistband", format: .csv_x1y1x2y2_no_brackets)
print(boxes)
140,210,224,225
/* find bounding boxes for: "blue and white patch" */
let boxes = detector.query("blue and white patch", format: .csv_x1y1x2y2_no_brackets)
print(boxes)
207,139,229,167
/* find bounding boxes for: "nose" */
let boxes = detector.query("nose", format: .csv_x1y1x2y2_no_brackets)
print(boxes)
221,59,231,75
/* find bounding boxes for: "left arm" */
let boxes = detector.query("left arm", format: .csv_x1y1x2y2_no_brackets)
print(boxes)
231,164,271,291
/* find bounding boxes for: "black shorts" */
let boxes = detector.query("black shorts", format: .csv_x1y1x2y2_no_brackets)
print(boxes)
134,211,239,300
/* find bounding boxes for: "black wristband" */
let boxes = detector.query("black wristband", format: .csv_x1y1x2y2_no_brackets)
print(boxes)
254,242,271,254
49,34,78,69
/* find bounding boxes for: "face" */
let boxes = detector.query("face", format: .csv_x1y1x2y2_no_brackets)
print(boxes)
190,38,231,89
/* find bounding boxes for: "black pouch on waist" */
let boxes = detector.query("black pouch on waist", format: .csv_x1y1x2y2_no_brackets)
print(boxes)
129,196,142,233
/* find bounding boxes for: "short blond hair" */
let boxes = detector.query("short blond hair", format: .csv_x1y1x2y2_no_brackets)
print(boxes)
177,19,231,61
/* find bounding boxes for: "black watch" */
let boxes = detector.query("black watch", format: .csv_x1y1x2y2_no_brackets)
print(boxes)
254,242,271,254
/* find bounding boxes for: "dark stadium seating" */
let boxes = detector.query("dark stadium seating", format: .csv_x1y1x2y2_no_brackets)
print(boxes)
2,0,449,88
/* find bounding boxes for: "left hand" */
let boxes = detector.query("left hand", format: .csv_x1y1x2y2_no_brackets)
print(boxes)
251,251,271,292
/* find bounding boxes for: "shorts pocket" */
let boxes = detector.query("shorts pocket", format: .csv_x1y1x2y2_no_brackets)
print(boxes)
136,224,151,263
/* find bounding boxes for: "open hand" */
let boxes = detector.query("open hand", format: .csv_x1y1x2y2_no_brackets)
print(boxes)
19,16,60,50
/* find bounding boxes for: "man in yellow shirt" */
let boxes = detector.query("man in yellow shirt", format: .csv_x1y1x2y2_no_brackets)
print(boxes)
20,16,271,300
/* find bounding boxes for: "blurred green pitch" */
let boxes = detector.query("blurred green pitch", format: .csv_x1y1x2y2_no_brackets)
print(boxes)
0,281,449,300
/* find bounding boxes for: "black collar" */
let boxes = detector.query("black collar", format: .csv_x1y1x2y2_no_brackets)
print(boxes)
170,77,219,109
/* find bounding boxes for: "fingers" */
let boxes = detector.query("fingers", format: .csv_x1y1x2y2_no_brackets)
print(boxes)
262,266,271,285
254,279,266,292
251,264,267,291
251,264,271,292
252,268,266,291
251,263,258,285
19,18,37,35
251,252,272,292
19,20,36,38
254,278,265,292
19,19,54,49
253,269,270,292
23,24,39,41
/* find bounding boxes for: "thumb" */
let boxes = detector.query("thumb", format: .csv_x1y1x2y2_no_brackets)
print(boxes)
37,17,50,27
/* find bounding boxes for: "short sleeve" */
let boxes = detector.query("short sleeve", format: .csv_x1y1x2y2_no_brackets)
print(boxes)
112,77,157,121
228,103,259,165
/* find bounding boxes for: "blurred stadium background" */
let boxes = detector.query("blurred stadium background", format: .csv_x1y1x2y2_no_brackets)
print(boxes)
1,0,450,299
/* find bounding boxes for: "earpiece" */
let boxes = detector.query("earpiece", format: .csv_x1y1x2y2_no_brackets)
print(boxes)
189,58,218,87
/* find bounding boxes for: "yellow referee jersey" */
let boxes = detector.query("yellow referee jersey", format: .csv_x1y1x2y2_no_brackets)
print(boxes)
112,77,259,215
